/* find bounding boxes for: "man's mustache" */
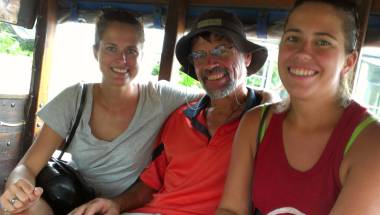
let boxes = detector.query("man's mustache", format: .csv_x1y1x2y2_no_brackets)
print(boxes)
201,67,229,79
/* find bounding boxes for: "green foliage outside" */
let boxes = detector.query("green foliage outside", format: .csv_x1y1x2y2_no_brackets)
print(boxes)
0,22,34,56
151,63,202,89
269,62,281,89
246,75,263,88
151,63,160,76
178,67,201,89
267,62,288,99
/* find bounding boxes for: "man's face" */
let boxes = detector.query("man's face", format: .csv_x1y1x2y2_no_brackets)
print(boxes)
190,33,251,99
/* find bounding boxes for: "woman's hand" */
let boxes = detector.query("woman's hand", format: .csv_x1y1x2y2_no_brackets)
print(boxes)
0,178,43,214
69,198,120,215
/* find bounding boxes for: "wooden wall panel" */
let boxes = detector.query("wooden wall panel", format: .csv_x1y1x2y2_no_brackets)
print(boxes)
0,132,22,160
0,96,26,193
0,96,27,133
373,1,380,12
24,0,57,154
158,0,188,81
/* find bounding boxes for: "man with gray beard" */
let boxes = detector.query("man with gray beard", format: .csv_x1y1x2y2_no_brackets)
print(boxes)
70,9,270,215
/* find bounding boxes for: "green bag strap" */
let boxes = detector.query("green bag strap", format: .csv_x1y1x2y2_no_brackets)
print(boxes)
257,105,270,144
344,116,377,155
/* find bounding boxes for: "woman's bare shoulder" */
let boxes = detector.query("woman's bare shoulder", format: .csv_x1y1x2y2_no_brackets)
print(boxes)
350,119,380,154
342,119,380,178
356,119,380,154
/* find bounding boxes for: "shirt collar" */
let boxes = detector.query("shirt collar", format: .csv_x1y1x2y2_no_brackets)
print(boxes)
184,87,261,119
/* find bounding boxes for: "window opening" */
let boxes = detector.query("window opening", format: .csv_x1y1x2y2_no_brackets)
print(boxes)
353,47,380,119
0,22,34,95
49,22,166,101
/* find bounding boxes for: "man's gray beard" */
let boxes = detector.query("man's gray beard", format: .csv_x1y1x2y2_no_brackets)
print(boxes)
203,79,237,100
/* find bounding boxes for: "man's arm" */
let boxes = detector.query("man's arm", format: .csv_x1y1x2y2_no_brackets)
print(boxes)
69,180,156,215
113,180,156,212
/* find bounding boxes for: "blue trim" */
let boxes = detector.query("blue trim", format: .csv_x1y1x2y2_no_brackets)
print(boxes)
60,1,380,31
186,6,289,27
153,7,164,28
69,0,79,21
75,1,167,15
183,94,211,139
257,11,268,39
368,14,380,29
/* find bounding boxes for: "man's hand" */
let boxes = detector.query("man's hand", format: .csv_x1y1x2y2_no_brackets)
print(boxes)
69,198,120,215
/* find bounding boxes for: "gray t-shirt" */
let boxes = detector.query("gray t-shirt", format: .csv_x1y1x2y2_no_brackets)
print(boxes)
37,81,199,197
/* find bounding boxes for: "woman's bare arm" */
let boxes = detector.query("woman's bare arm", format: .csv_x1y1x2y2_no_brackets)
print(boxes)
331,121,380,214
216,108,263,215
0,125,64,213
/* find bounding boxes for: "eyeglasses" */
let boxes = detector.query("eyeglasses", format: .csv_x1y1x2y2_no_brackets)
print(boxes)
188,45,235,65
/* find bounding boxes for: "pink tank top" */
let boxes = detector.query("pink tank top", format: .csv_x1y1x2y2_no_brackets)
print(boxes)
253,102,368,215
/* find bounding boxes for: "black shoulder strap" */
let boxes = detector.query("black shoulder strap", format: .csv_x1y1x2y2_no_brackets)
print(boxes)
58,83,88,160
152,143,165,161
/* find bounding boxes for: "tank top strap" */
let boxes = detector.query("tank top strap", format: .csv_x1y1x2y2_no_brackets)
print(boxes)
258,105,271,143
344,115,377,155
329,101,370,187
331,102,369,155
259,110,286,148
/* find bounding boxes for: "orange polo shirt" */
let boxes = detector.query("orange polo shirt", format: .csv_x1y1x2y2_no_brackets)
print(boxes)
133,89,260,215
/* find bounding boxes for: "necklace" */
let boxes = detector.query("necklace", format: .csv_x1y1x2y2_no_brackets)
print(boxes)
234,90,244,106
